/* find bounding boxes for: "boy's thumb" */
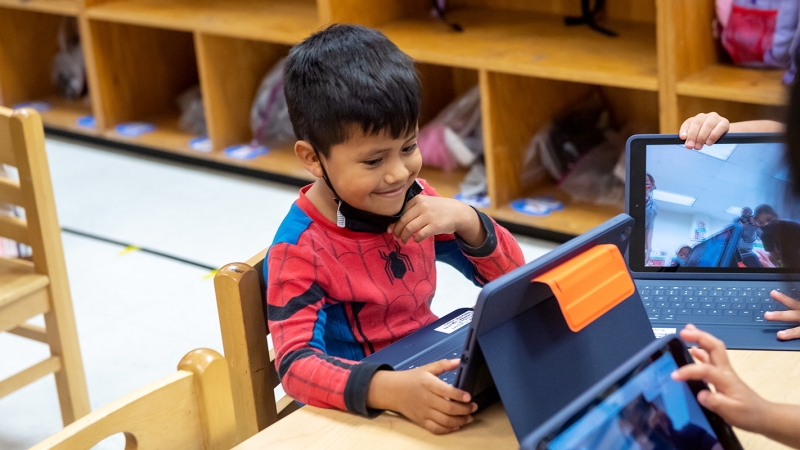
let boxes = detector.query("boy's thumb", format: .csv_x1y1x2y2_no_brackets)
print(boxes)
425,359,460,375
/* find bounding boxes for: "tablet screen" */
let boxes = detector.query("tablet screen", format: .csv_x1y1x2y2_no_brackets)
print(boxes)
541,351,721,450
628,135,800,273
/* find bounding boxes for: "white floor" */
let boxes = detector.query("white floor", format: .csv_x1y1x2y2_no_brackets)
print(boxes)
0,136,557,449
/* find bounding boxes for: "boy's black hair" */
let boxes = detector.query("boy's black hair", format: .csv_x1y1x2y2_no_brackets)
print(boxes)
755,204,778,218
283,24,421,158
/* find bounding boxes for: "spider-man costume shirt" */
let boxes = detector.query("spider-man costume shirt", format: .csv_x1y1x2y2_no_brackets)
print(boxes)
265,180,524,417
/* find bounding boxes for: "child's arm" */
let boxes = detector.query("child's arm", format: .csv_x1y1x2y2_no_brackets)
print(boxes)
679,112,785,150
671,324,800,449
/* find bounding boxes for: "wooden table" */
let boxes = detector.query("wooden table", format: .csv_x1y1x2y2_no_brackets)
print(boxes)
235,350,800,450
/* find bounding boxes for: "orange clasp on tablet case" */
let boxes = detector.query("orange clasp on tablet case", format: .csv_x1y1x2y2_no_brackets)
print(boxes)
533,244,634,332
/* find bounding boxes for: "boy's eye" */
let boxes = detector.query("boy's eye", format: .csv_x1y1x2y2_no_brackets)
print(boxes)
363,158,381,167
402,143,418,153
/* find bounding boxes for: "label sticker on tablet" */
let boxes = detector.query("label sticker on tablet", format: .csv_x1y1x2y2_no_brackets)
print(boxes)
435,310,473,334
652,327,677,339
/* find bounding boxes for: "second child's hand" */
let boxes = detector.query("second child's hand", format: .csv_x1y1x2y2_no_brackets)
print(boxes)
765,290,800,340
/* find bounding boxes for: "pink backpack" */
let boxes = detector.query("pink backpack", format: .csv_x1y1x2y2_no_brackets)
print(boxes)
717,0,800,73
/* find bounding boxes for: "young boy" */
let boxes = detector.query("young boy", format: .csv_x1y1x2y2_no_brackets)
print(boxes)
266,24,525,434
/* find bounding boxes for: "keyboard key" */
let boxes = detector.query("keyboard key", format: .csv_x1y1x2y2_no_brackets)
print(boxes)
669,296,681,302
663,309,675,315
733,304,745,310
742,291,753,297
643,302,653,308
678,309,691,315
672,302,683,308
681,290,694,296
746,298,759,304
657,302,668,308
640,289,650,295
730,297,743,303
648,314,660,321
687,303,699,309
696,290,708,296
648,308,661,315
663,315,675,321
709,310,721,315
693,309,706,315
725,310,737,315
748,303,760,310
717,303,729,309
764,304,777,310
740,310,753,316
702,303,713,309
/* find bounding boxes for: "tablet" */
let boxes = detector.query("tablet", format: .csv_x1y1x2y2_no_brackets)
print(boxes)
626,133,800,275
520,337,742,450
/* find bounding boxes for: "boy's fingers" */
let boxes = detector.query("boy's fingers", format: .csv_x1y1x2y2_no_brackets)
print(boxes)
422,419,459,435
765,309,800,324
696,119,719,148
684,115,704,148
429,409,473,429
413,224,437,243
770,290,800,309
706,120,729,145
429,394,476,416
682,327,731,368
424,359,460,375
695,390,731,415
689,346,710,364
777,326,800,341
679,119,691,138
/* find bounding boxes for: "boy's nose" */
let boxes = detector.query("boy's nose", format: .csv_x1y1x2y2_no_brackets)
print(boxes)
385,161,409,184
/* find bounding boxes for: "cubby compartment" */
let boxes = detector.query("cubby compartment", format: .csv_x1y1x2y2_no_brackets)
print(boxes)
345,0,659,91
85,0,320,45
193,33,308,178
482,71,659,235
87,20,201,152
678,96,787,125
661,0,789,130
415,63,480,199
0,7,93,133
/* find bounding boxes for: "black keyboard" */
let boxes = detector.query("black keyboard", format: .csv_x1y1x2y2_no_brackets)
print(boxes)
638,283,797,324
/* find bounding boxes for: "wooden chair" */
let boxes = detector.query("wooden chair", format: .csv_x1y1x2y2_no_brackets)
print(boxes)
214,249,300,443
0,106,90,425
30,348,237,450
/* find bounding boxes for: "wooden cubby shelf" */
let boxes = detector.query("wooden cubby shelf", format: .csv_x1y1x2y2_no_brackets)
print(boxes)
677,65,788,106
0,0,791,239
0,0,78,15
379,8,658,91
84,0,320,45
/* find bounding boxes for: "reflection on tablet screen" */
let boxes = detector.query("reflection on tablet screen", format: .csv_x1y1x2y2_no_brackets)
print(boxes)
546,352,721,450
644,142,799,270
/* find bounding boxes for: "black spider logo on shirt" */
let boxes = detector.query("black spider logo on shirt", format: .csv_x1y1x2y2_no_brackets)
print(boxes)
379,243,414,283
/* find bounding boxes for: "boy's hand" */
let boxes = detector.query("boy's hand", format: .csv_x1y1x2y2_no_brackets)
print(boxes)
390,196,486,247
671,324,770,433
679,112,730,150
367,359,478,434
765,290,800,340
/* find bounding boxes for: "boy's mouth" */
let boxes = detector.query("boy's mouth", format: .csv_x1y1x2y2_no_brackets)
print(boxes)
373,185,406,198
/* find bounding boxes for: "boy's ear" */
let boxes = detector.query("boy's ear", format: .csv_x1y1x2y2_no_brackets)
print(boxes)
295,140,324,178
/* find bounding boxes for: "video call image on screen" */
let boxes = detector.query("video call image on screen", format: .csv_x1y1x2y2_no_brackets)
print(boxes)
547,353,721,450
645,143,800,269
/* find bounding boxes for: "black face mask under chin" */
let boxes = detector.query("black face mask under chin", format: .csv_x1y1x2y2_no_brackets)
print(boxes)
316,154,423,234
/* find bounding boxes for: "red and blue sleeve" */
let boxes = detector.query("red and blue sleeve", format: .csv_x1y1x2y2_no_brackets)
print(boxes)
265,242,391,417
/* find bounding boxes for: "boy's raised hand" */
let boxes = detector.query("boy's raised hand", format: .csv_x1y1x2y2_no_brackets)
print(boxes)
670,324,769,432
389,196,486,247
367,359,477,434
679,112,730,150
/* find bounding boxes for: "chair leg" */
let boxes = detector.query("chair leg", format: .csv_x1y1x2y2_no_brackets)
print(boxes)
43,302,90,425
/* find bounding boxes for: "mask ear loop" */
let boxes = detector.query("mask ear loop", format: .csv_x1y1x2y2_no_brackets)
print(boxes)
313,147,347,228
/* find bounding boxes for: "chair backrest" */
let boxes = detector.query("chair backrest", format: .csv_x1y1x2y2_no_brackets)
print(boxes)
30,348,237,450
0,106,69,281
214,249,299,443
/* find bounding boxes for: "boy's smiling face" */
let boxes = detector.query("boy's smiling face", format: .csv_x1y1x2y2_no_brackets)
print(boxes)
320,125,421,216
